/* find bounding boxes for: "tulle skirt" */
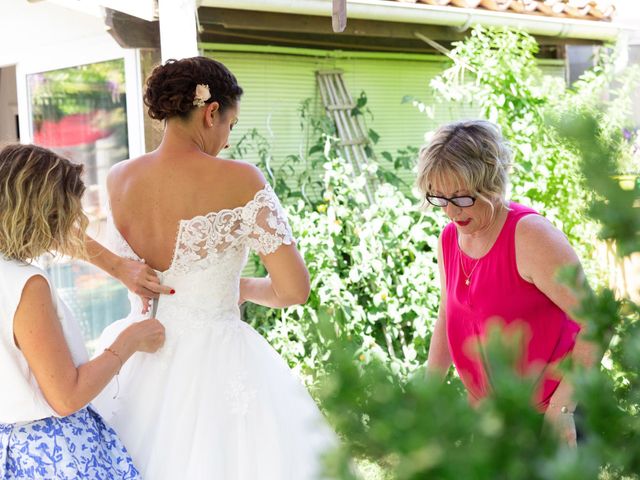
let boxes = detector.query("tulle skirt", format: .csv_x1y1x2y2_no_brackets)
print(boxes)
93,315,335,480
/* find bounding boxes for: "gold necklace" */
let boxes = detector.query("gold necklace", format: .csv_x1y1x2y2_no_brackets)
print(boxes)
458,206,505,286
459,252,481,286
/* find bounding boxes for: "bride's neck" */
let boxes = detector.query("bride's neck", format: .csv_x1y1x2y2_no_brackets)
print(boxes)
157,119,207,154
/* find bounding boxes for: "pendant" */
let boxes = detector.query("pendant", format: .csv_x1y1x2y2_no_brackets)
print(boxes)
465,278,470,286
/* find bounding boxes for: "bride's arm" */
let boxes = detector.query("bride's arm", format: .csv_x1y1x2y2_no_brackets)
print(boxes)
83,235,174,312
236,163,309,308
240,245,310,308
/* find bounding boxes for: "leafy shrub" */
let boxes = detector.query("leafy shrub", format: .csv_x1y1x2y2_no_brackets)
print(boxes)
237,133,445,382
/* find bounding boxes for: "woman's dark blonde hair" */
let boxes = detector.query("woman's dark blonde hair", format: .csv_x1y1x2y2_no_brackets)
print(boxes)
0,144,88,262
416,120,512,211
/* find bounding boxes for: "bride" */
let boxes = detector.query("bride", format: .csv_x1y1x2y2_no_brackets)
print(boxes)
93,56,335,479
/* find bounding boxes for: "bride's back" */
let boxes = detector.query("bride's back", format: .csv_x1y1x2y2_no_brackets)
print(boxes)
106,56,257,272
108,151,265,272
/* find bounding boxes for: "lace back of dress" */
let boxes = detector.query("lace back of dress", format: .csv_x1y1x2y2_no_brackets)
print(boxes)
170,185,295,275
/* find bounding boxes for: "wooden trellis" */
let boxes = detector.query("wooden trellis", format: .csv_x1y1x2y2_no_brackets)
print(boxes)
316,69,375,204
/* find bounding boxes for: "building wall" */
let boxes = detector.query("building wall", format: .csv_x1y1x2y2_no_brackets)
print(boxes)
0,66,18,143
0,0,108,68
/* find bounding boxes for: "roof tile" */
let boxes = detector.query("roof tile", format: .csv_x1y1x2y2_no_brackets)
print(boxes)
384,0,616,20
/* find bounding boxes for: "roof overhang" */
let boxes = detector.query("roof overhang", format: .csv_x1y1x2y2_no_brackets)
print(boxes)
198,0,633,42
97,0,156,21
33,0,157,21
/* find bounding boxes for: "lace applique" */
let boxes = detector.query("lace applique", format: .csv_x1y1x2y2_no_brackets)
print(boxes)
244,188,295,255
106,185,294,277
171,184,294,274
226,373,257,417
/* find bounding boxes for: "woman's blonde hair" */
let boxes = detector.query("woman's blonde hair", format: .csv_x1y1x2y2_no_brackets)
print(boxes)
416,120,512,210
0,144,88,262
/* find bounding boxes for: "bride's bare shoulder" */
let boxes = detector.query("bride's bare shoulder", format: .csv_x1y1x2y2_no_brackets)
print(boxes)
215,158,268,204
106,154,151,184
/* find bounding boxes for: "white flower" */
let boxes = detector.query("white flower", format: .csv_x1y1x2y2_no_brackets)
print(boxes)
193,84,211,107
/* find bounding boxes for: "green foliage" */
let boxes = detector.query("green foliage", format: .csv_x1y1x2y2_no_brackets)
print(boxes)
311,27,640,478
228,25,640,478
229,94,446,384
554,114,640,257
321,320,586,480
29,59,126,119
377,146,419,189
555,114,640,426
238,135,444,382
557,50,640,176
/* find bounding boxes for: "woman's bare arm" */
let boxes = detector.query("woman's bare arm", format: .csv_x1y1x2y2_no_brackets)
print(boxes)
13,275,165,416
426,233,452,378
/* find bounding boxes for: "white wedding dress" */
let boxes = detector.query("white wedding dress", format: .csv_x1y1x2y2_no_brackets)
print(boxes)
93,184,335,479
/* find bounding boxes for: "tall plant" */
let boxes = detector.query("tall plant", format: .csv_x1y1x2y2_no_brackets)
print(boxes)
244,144,445,383
228,96,447,384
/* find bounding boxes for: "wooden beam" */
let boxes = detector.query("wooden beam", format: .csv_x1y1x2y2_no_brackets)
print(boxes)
199,29,453,54
197,7,602,48
104,8,160,49
332,0,347,33
198,8,464,42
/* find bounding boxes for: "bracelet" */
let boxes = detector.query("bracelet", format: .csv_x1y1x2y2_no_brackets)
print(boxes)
104,347,123,373
104,348,123,399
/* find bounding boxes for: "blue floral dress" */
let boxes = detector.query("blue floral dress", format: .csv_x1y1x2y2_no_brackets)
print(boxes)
0,406,140,479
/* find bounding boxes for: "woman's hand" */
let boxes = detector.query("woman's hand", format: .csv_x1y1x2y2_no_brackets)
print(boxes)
117,319,166,354
544,405,577,448
114,258,174,313
83,236,174,314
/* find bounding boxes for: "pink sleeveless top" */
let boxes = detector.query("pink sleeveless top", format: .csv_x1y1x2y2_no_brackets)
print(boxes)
442,202,581,411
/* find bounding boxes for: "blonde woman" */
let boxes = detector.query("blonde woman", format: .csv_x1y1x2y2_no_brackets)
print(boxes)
0,143,165,479
419,120,598,447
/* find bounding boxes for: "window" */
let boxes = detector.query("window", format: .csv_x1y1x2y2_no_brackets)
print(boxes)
28,58,129,217
28,58,131,351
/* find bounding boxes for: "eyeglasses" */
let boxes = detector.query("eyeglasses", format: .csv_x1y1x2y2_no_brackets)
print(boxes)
426,195,476,208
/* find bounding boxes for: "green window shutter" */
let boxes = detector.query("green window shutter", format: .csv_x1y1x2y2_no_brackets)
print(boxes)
206,49,474,190
208,51,321,168
205,47,565,192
